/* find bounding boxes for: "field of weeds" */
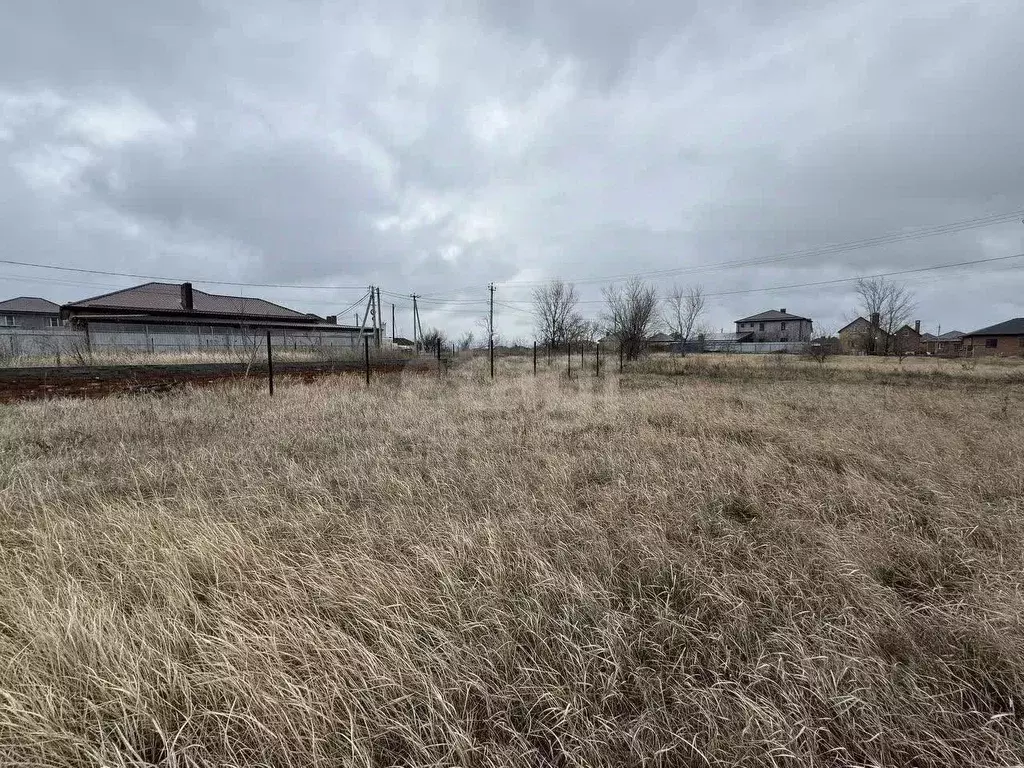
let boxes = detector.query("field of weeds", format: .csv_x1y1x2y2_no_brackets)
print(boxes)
1,356,1023,766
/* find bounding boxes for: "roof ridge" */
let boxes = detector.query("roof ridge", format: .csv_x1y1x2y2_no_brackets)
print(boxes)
65,281,168,307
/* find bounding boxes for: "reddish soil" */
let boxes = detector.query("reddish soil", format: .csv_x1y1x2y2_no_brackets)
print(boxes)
0,359,425,403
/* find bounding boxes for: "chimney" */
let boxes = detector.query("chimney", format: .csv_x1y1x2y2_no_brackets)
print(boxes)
780,308,787,314
326,315,337,325
869,312,880,328
914,320,920,334
180,282,194,311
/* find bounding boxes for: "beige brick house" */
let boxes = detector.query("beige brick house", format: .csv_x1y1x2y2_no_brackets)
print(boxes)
735,309,812,342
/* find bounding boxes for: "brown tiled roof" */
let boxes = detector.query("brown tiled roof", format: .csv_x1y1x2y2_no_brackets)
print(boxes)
66,282,312,320
0,297,61,314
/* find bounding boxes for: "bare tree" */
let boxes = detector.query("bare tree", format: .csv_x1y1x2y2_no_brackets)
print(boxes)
806,323,839,366
457,331,474,351
663,284,706,355
532,279,584,349
578,319,602,348
602,277,658,360
475,315,498,349
855,277,915,355
420,327,447,352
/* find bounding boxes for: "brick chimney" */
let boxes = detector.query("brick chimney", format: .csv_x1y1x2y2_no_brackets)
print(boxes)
326,315,337,325
180,282,194,311
780,308,787,314
914,320,921,334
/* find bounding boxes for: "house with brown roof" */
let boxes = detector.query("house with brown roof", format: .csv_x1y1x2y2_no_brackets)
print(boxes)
962,318,1024,357
891,322,922,355
838,316,885,354
61,282,371,352
0,297,61,330
920,330,964,357
838,317,923,355
735,309,813,342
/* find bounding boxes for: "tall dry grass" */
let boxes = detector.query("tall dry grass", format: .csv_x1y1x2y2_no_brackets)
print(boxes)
0,358,1023,766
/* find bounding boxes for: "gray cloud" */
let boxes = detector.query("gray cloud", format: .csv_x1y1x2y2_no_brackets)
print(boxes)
1,0,1022,338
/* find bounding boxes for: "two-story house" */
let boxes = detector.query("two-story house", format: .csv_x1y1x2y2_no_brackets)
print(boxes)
0,297,62,329
735,309,813,343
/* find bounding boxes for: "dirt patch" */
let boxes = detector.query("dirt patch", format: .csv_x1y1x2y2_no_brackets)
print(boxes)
0,359,426,403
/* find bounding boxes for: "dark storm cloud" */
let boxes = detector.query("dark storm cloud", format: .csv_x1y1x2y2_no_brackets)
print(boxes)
0,0,1021,336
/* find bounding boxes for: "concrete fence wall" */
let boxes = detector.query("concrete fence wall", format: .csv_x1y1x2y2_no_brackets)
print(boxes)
0,325,365,362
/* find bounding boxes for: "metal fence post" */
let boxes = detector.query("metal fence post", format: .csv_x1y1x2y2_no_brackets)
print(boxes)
364,335,370,386
596,342,600,376
619,344,624,373
567,343,571,378
533,341,537,376
489,336,494,379
267,331,274,396
437,338,442,377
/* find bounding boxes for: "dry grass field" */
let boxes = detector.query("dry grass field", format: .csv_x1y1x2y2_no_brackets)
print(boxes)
1,355,1023,766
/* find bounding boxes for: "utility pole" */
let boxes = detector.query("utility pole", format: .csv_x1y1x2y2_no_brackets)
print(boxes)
357,287,373,348
369,286,378,349
391,303,396,343
375,287,383,348
488,282,495,379
411,294,420,352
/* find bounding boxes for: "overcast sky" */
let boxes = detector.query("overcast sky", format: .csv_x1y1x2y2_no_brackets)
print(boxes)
1,0,1022,339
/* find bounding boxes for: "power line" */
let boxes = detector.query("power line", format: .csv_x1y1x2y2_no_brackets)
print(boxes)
418,209,1024,297
410,251,1024,308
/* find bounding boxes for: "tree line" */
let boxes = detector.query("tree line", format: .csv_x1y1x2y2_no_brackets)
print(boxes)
421,274,917,359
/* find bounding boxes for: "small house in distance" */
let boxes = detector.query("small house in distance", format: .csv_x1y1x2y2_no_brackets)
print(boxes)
891,322,922,355
962,318,1024,357
839,316,923,355
838,316,885,354
0,297,61,329
921,330,964,357
735,309,812,342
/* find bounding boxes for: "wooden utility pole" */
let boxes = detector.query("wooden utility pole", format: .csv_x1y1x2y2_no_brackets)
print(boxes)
391,303,396,342
357,287,373,348
411,294,420,352
488,282,495,379
375,287,383,348
369,287,379,349
413,296,421,352
266,331,274,396
364,336,370,386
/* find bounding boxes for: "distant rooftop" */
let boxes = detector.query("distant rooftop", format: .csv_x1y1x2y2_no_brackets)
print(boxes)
965,318,1024,337
736,309,811,323
0,297,61,314
65,282,313,320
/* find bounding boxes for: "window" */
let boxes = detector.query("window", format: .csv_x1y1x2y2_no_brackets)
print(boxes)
1018,337,1024,349
759,322,765,331
780,322,787,330
47,317,60,328
985,338,998,349
0,315,14,327
780,337,789,342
